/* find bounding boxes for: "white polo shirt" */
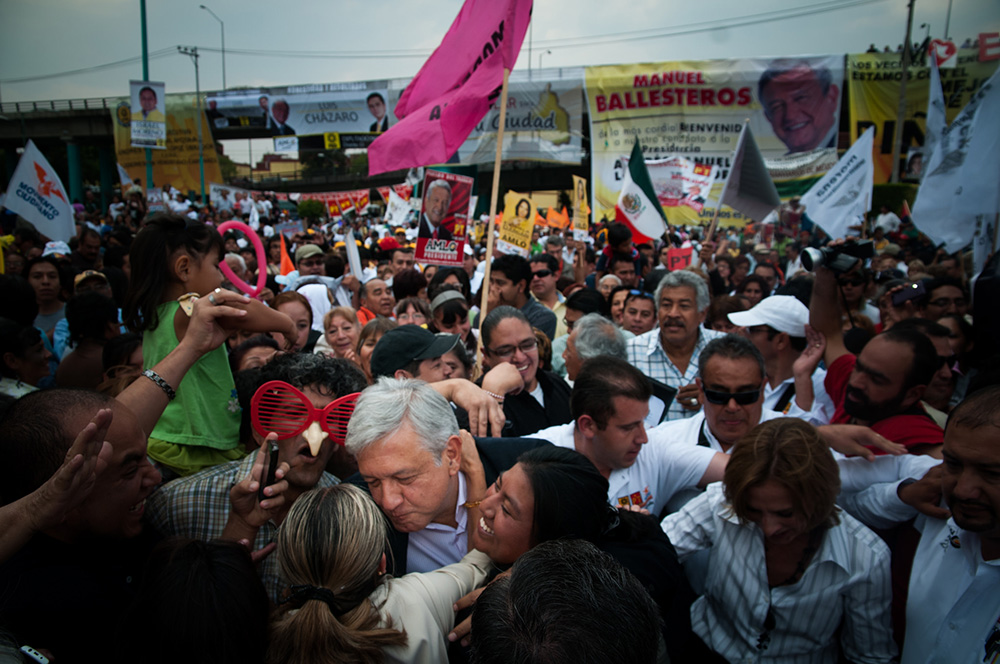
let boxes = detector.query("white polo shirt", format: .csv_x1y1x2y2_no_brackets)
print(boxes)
531,421,717,517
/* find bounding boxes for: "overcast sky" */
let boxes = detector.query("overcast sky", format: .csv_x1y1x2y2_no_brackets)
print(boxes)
2,0,996,163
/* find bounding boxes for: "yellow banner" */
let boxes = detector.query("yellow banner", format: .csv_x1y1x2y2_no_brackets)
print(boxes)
497,191,536,256
585,56,843,228
847,50,999,183
572,175,589,237
113,94,223,194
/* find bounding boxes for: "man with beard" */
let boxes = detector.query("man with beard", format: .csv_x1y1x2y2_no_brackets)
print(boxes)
811,262,943,456
838,385,1000,663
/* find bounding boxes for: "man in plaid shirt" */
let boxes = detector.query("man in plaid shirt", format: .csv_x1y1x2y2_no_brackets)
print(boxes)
626,270,725,422
145,353,367,601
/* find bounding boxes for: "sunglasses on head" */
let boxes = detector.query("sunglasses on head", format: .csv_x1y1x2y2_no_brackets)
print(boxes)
703,388,761,405
251,380,359,445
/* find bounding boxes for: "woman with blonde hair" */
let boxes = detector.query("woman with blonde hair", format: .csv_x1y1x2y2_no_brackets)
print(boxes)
319,306,361,364
268,484,491,664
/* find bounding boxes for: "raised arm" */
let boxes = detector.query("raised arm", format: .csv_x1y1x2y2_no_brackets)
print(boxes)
809,265,849,367
118,289,250,437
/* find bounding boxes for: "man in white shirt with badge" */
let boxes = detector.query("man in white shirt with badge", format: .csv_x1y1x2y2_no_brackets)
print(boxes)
531,356,728,517
838,385,1000,664
728,295,834,425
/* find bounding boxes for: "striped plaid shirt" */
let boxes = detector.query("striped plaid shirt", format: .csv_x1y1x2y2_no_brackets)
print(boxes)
145,452,339,602
662,483,897,664
626,327,725,422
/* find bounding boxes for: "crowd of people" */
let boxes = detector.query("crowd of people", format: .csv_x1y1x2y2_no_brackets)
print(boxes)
0,187,996,664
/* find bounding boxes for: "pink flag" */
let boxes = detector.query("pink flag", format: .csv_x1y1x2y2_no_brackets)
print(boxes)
369,55,505,176
394,0,532,121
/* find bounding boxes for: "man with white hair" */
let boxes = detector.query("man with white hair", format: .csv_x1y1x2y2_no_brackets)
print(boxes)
346,378,546,574
627,270,725,421
562,313,626,382
419,179,453,241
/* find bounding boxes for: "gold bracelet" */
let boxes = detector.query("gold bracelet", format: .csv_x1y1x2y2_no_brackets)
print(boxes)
463,500,483,509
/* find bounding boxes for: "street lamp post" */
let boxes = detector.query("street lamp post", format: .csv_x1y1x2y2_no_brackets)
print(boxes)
178,46,206,204
199,5,226,90
539,49,552,70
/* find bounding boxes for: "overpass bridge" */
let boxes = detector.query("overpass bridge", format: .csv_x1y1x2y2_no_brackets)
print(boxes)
0,96,587,213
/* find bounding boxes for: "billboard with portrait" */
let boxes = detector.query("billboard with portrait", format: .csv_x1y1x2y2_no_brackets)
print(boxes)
585,55,843,227
847,48,999,183
205,81,392,141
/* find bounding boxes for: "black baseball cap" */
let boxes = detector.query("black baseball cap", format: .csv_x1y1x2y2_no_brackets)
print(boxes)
370,326,460,378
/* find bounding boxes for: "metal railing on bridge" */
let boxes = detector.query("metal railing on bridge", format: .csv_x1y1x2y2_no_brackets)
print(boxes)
0,98,117,114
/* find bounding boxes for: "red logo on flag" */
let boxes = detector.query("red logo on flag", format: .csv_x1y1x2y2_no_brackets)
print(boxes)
34,162,66,202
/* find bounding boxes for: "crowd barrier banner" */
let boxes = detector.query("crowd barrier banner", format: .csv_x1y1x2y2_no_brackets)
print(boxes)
847,48,999,183
585,55,843,228
113,94,223,193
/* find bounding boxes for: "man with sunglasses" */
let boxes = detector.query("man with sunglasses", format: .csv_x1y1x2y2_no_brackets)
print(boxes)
812,262,944,456
529,254,568,338
145,353,368,601
728,295,835,426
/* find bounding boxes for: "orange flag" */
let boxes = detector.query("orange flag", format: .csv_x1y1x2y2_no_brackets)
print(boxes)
280,233,295,276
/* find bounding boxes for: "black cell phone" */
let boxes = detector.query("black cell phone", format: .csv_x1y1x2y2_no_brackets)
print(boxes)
258,443,279,503
892,281,926,307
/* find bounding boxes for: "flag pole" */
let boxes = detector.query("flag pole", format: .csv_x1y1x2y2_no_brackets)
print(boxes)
707,119,748,243
477,67,511,353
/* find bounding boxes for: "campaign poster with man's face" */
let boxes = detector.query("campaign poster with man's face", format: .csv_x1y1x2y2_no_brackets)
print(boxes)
129,80,167,149
415,169,472,267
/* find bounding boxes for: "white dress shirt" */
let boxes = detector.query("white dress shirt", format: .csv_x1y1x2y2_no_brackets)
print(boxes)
837,476,1000,663
762,370,835,426
663,483,897,664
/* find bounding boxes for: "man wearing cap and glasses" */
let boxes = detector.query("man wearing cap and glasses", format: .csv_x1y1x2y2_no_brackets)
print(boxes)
728,295,834,426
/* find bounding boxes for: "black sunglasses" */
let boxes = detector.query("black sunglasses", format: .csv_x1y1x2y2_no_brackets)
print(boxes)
532,269,553,279
703,388,761,405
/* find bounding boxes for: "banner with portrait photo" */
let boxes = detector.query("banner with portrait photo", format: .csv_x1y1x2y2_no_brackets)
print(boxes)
205,81,392,140
113,93,223,193
456,78,586,164
572,175,589,241
847,49,999,183
585,56,843,227
129,80,167,149
415,170,472,267
497,191,537,256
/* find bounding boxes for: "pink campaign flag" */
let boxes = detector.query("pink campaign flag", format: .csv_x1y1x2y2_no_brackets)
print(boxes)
370,56,504,175
369,0,532,175
394,0,532,120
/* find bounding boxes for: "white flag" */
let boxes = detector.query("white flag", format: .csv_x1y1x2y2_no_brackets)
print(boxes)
922,58,946,178
384,188,413,227
719,124,782,222
116,163,133,188
4,140,75,242
248,200,260,231
799,127,875,240
913,67,1000,253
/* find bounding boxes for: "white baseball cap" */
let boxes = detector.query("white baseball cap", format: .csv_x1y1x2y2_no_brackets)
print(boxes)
728,295,808,337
